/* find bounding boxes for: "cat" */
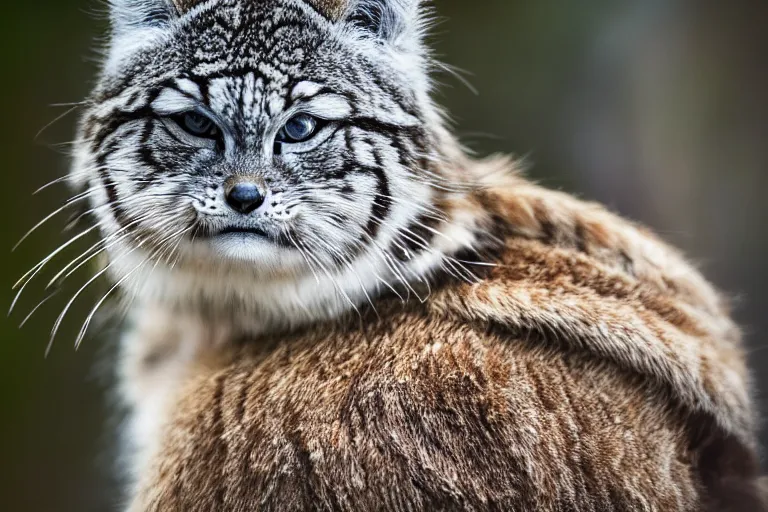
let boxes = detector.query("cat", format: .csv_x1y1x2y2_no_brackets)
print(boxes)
54,0,766,509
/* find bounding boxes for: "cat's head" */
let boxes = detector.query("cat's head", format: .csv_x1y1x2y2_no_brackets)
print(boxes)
71,0,477,327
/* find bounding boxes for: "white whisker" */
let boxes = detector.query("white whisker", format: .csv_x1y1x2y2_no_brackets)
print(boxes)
47,238,146,356
13,188,95,252
73,226,188,349
19,290,60,329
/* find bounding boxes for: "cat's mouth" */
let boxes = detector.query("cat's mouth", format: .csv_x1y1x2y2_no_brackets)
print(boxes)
193,222,295,254
194,224,273,242
216,226,269,238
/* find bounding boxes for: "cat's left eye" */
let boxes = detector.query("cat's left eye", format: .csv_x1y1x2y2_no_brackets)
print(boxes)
277,114,319,144
173,112,219,139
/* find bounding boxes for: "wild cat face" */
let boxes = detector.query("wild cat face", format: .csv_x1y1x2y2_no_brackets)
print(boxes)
70,0,476,324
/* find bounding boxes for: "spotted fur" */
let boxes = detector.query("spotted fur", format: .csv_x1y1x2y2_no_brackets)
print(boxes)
60,0,765,510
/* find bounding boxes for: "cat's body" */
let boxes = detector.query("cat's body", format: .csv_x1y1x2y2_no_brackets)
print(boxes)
123,165,763,511
57,0,763,510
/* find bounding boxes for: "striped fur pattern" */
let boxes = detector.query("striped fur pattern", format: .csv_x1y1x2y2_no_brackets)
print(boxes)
75,0,451,336
60,0,763,510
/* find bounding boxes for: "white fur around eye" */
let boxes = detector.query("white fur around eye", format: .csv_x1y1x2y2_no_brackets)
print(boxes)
175,79,203,101
291,81,323,100
151,88,199,116
301,94,353,120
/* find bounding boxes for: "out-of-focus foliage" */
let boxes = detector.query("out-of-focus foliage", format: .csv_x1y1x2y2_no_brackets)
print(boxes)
1,1,765,509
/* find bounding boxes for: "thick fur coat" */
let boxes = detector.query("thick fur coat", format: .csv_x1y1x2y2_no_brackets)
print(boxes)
128,165,764,511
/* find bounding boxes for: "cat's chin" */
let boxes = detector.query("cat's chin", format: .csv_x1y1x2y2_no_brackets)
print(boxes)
169,233,305,272
202,232,285,263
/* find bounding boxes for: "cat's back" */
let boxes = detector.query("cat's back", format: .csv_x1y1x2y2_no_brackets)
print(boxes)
133,309,699,512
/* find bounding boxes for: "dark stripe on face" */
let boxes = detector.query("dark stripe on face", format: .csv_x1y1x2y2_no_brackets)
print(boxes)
346,117,424,141
135,119,182,191
339,161,393,262
89,103,157,154
166,79,202,103
135,120,159,191
99,169,130,229
363,165,391,241
96,140,131,230
283,82,344,111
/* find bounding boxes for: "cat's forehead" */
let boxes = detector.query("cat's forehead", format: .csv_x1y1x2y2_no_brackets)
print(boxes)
173,0,347,20
168,1,334,83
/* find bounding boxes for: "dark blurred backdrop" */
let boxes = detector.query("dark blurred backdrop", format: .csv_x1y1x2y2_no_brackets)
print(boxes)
2,1,766,509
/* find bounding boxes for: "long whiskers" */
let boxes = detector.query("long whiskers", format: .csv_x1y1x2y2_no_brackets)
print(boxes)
13,188,195,336
34,104,83,142
290,231,361,317
12,187,96,252
73,223,193,349
47,214,181,354
46,212,154,289
305,231,381,318
47,240,144,356
10,224,101,316
18,290,60,329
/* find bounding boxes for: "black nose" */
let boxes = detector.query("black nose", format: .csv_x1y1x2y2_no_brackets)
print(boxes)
225,182,265,214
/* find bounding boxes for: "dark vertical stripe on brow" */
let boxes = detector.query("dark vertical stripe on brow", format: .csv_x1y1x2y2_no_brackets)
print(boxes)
342,126,355,158
196,78,211,106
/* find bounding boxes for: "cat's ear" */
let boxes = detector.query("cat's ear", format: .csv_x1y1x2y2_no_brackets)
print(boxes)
108,0,182,35
342,0,427,47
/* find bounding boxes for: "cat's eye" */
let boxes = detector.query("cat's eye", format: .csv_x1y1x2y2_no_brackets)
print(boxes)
173,112,219,139
277,114,319,143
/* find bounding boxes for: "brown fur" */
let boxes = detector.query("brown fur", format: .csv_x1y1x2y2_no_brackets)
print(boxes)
304,0,346,19
172,0,200,12
129,160,764,511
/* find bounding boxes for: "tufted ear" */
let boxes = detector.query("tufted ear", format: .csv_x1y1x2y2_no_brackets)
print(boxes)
342,0,425,46
108,0,183,35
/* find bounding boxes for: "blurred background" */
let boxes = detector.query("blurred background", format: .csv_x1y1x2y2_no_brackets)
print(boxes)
1,0,766,509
